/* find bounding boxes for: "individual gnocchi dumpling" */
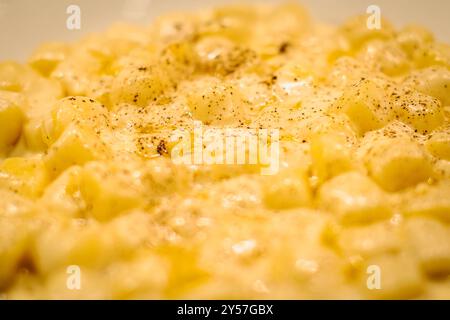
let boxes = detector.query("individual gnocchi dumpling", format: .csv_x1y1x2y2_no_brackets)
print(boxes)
46,96,109,145
199,5,259,44
0,63,63,151
263,169,311,210
357,40,410,76
0,156,48,198
332,78,392,134
326,57,376,89
310,131,356,183
0,217,30,288
28,42,70,77
0,189,33,216
403,67,450,106
396,25,434,56
33,222,99,273
392,89,444,134
39,166,84,217
44,124,110,178
184,77,243,125
110,42,197,109
426,128,450,160
195,36,253,74
1,62,64,111
318,172,392,224
50,49,105,96
0,96,24,154
33,213,157,278
358,124,433,191
400,182,450,223
41,220,162,295
160,41,199,76
80,162,146,221
84,76,114,108
338,221,404,257
110,64,174,107
412,42,450,69
405,218,450,275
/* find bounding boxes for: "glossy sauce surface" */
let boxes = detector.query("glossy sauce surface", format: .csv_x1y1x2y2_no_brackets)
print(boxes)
0,4,449,299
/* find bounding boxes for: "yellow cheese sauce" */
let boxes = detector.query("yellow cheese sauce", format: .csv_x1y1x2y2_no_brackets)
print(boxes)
0,3,450,299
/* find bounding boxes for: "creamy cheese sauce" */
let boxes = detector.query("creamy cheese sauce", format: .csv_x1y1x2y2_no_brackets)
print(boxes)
0,3,449,299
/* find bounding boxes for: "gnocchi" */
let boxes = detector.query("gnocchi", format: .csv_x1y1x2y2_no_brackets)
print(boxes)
0,3,449,300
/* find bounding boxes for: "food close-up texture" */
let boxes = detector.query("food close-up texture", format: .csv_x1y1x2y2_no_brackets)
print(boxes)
0,3,449,299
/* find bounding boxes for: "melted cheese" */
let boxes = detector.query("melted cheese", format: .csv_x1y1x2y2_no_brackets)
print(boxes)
0,4,449,299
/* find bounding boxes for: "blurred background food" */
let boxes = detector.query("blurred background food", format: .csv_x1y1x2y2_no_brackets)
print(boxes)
0,0,449,61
